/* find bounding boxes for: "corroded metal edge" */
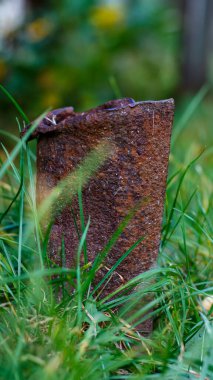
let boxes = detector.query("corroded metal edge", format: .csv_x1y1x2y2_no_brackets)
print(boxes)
21,98,174,140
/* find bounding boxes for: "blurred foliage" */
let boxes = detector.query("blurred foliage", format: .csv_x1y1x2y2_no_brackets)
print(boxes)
0,0,180,123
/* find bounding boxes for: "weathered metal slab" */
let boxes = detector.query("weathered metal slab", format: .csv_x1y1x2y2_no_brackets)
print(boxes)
22,98,174,333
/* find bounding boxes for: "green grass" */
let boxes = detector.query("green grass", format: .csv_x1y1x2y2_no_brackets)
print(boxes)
0,88,212,380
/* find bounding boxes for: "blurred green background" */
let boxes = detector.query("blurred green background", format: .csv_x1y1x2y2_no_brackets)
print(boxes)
0,0,213,164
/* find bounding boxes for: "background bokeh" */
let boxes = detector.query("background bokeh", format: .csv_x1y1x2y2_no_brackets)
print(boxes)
0,0,213,167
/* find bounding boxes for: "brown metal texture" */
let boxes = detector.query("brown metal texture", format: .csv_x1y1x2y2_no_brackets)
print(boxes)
22,98,174,333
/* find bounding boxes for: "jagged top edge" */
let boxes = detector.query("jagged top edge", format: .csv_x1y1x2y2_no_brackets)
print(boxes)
21,98,175,140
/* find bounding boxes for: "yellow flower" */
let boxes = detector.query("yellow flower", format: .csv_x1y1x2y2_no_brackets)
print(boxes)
26,18,53,42
90,5,124,29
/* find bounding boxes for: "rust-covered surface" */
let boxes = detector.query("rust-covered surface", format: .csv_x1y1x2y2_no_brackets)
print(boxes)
22,98,174,333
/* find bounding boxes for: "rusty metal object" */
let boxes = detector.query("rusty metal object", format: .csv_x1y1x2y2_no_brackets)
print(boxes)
22,97,174,333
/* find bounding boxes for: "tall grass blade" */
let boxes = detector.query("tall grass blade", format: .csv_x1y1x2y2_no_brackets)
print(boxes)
0,111,47,180
1,241,16,276
92,236,144,295
0,84,29,123
37,141,112,221
76,218,90,325
26,144,43,267
78,186,88,265
17,146,24,298
162,150,204,246
172,84,208,144
83,201,145,294
109,76,122,99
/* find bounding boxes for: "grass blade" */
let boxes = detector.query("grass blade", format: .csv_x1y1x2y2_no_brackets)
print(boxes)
91,236,144,295
172,84,209,144
78,186,88,265
0,111,47,180
76,218,90,325
162,150,204,246
0,84,29,123
17,147,24,298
